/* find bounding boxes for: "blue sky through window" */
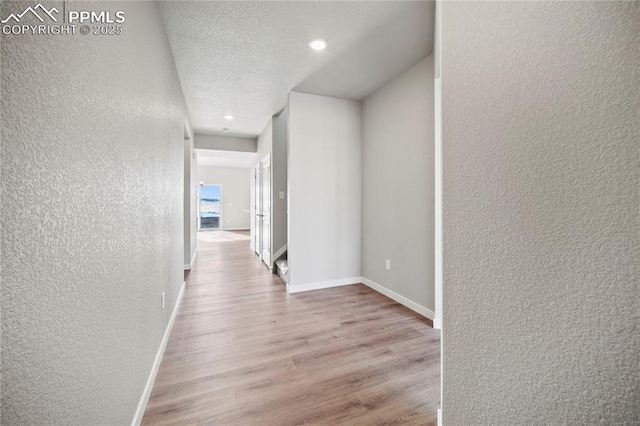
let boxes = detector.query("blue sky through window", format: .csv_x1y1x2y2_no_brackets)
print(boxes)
201,185,220,201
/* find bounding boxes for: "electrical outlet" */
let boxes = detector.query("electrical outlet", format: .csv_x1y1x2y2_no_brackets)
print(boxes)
386,260,391,270
161,291,165,310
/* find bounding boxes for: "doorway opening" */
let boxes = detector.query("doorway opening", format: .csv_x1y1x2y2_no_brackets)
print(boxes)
199,184,222,230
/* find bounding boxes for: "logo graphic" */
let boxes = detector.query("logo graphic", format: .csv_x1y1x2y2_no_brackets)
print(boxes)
1,2,58,23
2,2,125,36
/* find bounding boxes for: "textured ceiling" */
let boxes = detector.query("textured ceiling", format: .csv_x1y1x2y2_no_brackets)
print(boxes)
160,1,434,137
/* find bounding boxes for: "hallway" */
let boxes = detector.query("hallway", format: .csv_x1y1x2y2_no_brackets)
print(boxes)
143,231,440,425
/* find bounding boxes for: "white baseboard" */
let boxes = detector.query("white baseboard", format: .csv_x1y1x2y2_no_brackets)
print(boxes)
221,227,250,231
184,247,198,271
131,281,185,426
361,277,434,320
433,317,442,329
287,276,361,294
272,244,287,262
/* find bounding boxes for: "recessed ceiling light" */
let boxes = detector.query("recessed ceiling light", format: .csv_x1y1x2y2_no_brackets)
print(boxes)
224,114,234,120
222,128,229,133
308,38,327,51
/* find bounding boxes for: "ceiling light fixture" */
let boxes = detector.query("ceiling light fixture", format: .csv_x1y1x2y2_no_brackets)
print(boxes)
308,38,327,51
224,114,234,120
222,128,229,133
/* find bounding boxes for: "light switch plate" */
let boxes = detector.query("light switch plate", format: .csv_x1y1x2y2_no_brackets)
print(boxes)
279,191,285,199
385,260,391,270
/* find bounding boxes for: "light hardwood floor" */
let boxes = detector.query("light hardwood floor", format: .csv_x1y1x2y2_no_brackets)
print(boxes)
143,231,440,425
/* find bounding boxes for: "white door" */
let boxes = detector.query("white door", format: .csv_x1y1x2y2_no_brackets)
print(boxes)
254,164,261,256
261,155,271,266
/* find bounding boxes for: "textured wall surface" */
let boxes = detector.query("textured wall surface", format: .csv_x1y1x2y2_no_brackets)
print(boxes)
442,2,639,424
362,56,435,311
288,92,362,287
197,166,252,230
1,1,191,424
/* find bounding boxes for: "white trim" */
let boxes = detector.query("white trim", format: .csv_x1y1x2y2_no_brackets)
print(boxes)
261,153,272,267
272,243,287,262
131,281,185,426
435,1,444,418
286,276,361,294
254,163,261,256
434,77,443,331
183,247,198,271
221,227,250,231
361,277,434,320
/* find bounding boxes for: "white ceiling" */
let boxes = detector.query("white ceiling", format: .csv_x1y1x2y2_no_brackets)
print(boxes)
196,149,255,168
160,1,434,137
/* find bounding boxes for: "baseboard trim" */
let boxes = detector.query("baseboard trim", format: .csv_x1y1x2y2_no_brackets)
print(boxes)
287,276,361,294
433,317,442,329
272,244,288,261
131,281,185,426
221,227,250,231
361,277,434,320
184,248,198,271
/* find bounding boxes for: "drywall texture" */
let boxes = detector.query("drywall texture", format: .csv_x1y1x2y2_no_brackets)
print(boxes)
362,56,435,312
441,2,639,424
288,92,362,287
197,166,252,230
194,133,257,153
1,1,191,424
271,108,289,256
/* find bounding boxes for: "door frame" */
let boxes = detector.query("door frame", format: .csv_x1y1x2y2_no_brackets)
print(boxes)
254,164,261,256
261,153,271,267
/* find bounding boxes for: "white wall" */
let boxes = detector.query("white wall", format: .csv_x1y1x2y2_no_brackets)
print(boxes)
288,92,362,289
194,133,257,153
255,119,273,165
271,108,289,256
441,2,639,423
198,166,252,230
362,56,435,315
1,1,191,424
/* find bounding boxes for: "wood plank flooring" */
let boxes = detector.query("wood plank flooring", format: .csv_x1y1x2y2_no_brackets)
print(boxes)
143,231,440,425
